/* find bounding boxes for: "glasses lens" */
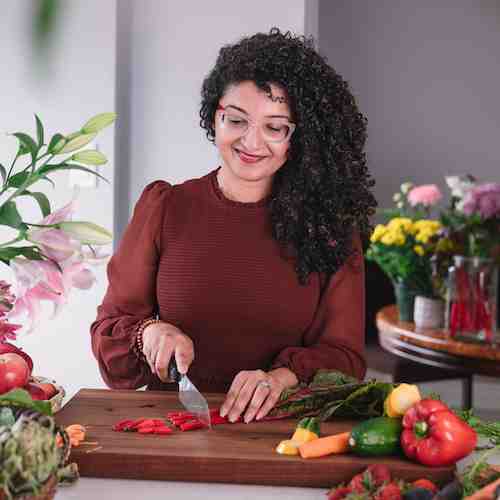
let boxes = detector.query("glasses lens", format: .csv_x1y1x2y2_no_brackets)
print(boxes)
263,122,292,143
220,111,294,143
221,112,248,133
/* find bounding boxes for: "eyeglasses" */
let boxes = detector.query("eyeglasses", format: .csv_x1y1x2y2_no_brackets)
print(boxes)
216,105,296,144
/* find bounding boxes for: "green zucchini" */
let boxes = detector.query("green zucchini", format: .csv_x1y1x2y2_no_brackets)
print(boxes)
348,416,402,456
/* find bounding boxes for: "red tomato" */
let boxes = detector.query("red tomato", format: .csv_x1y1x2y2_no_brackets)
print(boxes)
0,353,30,394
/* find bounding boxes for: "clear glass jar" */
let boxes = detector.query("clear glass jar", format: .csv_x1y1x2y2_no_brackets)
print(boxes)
445,256,498,343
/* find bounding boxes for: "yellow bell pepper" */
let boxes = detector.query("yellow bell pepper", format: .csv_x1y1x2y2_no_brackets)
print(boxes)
384,383,421,418
276,439,301,455
276,417,321,455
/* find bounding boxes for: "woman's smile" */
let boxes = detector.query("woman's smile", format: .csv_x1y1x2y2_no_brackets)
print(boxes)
233,146,268,164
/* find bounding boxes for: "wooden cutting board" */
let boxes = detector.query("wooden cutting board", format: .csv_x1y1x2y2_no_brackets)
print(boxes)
55,389,455,488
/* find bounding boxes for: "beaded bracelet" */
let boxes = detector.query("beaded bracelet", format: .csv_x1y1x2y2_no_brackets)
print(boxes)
132,317,162,362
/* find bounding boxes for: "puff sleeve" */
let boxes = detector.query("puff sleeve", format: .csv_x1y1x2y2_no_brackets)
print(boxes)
90,181,172,389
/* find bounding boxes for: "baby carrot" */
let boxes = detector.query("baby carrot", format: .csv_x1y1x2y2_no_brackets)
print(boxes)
298,431,351,459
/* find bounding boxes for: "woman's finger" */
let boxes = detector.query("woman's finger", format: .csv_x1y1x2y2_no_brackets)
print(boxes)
220,372,247,420
243,380,272,423
227,376,260,423
255,385,282,421
174,339,194,374
155,336,174,382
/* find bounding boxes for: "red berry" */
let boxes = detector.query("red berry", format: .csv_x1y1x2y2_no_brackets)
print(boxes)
412,479,438,493
366,465,392,487
327,486,352,500
348,473,366,493
375,482,402,500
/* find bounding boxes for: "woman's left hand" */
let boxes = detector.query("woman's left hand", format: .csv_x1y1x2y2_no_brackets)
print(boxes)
220,368,298,423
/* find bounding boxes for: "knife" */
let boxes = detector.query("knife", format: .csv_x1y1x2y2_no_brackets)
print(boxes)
168,358,211,429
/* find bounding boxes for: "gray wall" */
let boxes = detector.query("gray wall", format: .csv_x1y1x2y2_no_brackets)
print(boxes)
319,1,500,212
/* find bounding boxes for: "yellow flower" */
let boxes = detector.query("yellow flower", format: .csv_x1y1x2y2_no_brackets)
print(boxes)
414,245,425,256
380,232,396,245
370,224,387,243
388,217,414,233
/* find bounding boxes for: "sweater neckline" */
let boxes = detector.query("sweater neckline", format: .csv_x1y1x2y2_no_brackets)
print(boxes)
209,167,270,209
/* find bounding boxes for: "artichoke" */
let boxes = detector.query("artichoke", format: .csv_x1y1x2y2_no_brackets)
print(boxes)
0,407,78,499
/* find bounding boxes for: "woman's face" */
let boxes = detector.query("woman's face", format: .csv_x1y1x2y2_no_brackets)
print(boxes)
215,81,293,188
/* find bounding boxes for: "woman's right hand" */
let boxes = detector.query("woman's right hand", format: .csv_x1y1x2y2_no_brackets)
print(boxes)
141,321,194,382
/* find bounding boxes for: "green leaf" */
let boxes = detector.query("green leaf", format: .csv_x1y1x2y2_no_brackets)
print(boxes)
39,163,109,183
0,388,52,416
0,201,24,228
20,190,51,217
35,113,44,147
13,132,38,164
0,163,6,184
7,170,30,188
47,133,66,154
0,246,43,264
38,174,56,188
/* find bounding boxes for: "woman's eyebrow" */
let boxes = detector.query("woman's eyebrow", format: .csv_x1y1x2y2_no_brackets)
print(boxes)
225,104,292,120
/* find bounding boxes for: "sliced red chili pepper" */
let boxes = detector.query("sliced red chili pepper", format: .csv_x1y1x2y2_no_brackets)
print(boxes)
179,420,206,431
133,418,155,429
154,426,173,435
113,419,135,431
137,426,156,434
151,419,165,426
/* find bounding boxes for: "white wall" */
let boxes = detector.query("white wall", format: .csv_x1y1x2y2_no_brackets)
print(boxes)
0,1,116,400
117,0,307,239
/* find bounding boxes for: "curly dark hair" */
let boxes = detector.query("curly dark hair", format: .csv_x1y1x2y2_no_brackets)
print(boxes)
200,28,377,285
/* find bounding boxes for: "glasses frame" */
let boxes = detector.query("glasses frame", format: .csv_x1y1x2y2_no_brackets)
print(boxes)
216,104,296,144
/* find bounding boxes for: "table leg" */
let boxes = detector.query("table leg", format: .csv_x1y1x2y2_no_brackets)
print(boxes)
462,375,473,410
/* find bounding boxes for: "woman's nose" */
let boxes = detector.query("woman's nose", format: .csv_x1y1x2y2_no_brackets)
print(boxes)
241,123,266,150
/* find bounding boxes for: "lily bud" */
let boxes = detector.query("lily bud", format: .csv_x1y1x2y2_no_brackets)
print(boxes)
82,112,117,134
71,150,107,166
51,137,67,154
58,133,97,154
58,221,112,245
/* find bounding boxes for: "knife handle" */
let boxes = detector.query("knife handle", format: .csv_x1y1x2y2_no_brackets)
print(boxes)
168,357,181,383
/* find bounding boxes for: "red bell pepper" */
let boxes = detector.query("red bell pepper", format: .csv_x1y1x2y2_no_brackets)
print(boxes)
401,399,477,467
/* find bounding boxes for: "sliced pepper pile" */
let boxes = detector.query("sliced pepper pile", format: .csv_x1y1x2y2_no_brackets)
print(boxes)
113,407,244,435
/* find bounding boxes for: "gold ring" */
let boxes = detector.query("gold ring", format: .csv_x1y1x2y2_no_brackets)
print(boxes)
258,380,271,390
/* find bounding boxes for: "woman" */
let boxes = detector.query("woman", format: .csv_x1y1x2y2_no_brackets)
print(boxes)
90,28,376,424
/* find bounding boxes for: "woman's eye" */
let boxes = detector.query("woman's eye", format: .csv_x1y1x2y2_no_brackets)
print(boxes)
228,117,246,126
267,124,287,133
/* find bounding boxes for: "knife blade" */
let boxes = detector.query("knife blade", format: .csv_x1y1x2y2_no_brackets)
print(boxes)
168,358,211,429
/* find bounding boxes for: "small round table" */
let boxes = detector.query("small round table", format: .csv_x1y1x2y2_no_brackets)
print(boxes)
376,305,500,409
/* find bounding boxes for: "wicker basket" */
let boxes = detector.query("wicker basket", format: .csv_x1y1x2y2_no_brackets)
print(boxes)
31,376,66,413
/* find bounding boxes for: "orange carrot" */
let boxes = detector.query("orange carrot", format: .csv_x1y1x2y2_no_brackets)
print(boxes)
298,431,350,459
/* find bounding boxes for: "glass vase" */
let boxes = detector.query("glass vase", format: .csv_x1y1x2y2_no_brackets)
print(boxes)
394,280,417,322
445,256,498,343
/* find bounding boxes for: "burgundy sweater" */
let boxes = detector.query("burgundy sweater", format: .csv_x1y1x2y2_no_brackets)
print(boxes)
90,169,366,393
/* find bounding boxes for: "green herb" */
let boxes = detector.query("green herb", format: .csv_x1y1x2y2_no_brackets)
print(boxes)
456,409,500,446
266,370,395,421
459,445,500,497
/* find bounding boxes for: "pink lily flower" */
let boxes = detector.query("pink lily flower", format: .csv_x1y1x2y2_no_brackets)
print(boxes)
28,228,81,261
9,258,68,332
